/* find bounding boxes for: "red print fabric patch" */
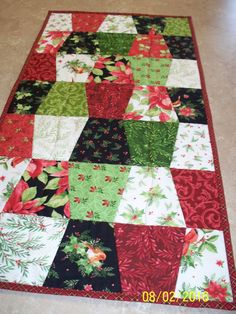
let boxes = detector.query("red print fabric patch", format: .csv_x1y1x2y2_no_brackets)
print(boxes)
171,169,222,230
0,114,34,158
21,52,56,81
129,32,172,59
72,13,107,32
114,224,185,294
86,82,134,119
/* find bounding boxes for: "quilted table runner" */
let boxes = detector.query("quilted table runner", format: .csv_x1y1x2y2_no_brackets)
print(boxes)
0,11,235,310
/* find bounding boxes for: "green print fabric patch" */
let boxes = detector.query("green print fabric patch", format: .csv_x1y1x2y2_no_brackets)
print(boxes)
69,162,130,221
127,56,171,85
124,120,179,166
36,82,88,116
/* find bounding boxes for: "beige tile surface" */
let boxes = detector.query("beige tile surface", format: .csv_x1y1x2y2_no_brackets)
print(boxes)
0,0,235,313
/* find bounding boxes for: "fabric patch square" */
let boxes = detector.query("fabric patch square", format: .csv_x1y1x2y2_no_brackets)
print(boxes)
0,157,30,212
56,54,97,82
72,13,107,32
59,32,99,55
21,52,56,81
170,123,214,171
33,115,87,161
166,59,201,89
43,220,121,292
114,224,185,293
35,31,71,54
168,87,207,124
3,159,70,218
69,162,130,221
129,33,172,58
132,16,166,34
163,35,196,60
127,56,171,86
124,120,178,167
123,85,178,122
115,166,186,227
163,18,191,36
86,82,134,119
36,82,88,117
175,228,233,302
97,15,137,34
44,13,72,32
97,32,136,55
171,169,222,229
69,118,131,165
0,114,34,158
7,80,54,114
87,55,134,84
0,213,68,286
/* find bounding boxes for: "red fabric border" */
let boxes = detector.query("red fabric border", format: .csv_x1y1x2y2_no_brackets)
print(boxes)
0,11,235,310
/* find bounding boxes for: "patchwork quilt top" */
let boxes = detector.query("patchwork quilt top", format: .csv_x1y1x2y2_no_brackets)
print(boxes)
0,11,235,310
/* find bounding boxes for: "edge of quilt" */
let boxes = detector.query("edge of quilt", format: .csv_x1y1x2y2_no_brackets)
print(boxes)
0,10,235,310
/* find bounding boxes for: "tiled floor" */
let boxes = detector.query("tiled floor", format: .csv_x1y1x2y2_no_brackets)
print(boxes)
0,0,235,313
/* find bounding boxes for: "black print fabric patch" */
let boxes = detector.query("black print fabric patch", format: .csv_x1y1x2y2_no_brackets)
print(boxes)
43,220,121,292
69,118,131,165
163,35,196,60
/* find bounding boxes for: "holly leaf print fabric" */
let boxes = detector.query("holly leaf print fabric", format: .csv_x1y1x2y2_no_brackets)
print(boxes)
0,12,235,311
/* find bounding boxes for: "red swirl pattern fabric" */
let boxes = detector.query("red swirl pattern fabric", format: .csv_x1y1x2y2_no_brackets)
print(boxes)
171,169,222,230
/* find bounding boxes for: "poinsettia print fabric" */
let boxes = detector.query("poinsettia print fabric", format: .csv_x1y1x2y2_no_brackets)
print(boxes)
170,123,214,171
3,159,70,218
0,213,68,285
0,12,235,310
36,31,71,55
167,87,207,124
0,157,30,212
174,228,233,302
44,220,121,292
123,85,178,122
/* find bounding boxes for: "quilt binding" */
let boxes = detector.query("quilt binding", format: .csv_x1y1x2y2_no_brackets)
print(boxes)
0,10,235,310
